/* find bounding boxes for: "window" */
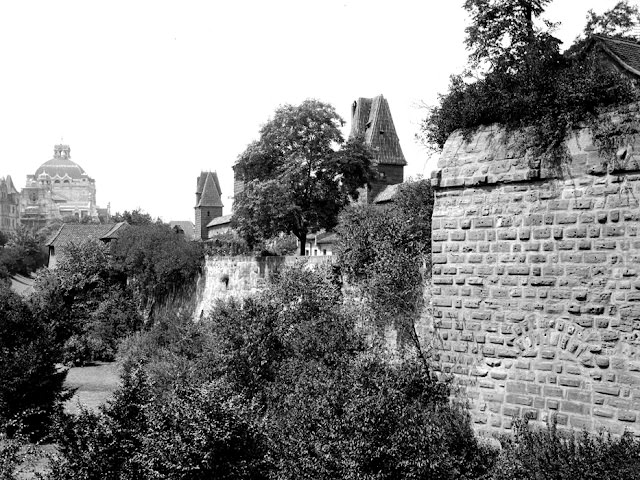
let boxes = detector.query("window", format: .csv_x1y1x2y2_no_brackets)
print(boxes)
314,249,318,256
323,249,326,255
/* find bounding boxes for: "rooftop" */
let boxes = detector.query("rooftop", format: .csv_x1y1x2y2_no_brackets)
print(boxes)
349,95,406,167
45,222,127,247
593,35,640,78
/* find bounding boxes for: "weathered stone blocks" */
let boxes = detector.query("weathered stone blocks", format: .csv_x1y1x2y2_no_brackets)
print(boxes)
430,114,640,436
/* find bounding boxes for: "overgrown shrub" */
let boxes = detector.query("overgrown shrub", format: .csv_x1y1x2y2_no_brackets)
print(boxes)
110,224,204,317
336,179,433,350
0,285,68,440
492,419,640,480
30,239,142,366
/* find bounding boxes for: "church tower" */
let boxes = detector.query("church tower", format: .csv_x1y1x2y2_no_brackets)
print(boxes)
195,171,223,240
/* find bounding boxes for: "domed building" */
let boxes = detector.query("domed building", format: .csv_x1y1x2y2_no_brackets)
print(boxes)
19,144,100,228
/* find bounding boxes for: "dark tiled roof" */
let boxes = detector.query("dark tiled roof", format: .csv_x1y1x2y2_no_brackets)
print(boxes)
349,95,406,166
197,171,224,208
45,222,127,247
594,35,640,77
170,221,196,238
373,183,401,204
206,214,232,228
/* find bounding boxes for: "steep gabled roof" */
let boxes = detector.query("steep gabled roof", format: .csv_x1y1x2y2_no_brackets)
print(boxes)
45,222,127,247
593,35,640,78
197,171,224,208
349,95,406,166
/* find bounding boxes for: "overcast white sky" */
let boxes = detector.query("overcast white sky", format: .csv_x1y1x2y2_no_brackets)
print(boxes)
0,0,628,222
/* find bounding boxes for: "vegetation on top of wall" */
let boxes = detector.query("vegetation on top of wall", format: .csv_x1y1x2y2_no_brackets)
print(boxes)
420,1,640,166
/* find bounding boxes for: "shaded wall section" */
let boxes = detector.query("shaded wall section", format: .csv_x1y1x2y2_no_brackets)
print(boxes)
430,107,640,436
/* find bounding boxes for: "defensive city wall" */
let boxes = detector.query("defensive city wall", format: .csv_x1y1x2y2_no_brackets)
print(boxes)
429,103,640,436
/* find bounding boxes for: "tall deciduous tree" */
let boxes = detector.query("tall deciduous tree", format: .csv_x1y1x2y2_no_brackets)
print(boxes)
233,100,373,255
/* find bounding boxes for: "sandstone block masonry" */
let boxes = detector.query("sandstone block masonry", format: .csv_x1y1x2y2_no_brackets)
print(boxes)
430,107,640,436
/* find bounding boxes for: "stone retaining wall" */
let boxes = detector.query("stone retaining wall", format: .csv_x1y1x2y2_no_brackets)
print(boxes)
430,109,640,436
194,255,334,319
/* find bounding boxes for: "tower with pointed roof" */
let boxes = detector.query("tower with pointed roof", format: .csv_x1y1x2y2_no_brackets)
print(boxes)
195,171,224,240
349,95,406,203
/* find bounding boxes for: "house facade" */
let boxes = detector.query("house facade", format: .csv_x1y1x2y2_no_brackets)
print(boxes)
0,176,20,234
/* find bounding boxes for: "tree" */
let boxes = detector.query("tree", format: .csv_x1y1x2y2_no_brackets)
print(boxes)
29,238,141,365
233,100,373,255
583,1,640,38
420,0,640,157
0,226,47,276
111,209,157,226
0,284,69,439
110,223,203,317
463,0,553,71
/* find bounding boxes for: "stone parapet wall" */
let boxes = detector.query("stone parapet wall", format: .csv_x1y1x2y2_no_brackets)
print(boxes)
430,112,640,436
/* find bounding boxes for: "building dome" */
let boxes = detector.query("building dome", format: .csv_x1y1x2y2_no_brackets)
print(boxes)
34,144,87,180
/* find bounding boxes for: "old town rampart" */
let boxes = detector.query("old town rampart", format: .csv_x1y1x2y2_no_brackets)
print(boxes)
430,103,640,436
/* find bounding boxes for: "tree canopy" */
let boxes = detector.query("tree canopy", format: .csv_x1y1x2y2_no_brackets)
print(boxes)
464,0,553,71
232,99,374,255
421,0,640,156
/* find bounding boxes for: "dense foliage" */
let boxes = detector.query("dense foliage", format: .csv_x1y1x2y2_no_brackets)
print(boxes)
31,238,141,365
45,264,495,479
0,285,69,440
493,419,640,480
110,223,204,316
336,178,433,355
232,100,374,254
421,1,640,161
0,226,47,279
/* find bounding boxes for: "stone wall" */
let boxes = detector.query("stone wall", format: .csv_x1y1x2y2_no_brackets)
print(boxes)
194,255,335,319
430,107,640,436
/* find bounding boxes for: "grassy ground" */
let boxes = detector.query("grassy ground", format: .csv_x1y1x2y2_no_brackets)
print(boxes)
4,363,121,479
64,361,121,414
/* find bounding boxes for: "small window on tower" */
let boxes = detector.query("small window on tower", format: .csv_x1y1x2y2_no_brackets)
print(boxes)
207,211,210,217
